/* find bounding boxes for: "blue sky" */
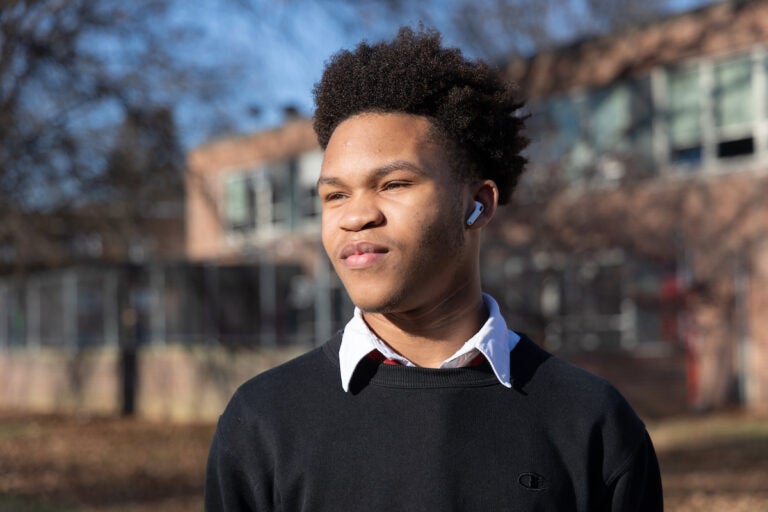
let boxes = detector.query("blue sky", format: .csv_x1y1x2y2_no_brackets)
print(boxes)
175,0,714,149
173,0,440,147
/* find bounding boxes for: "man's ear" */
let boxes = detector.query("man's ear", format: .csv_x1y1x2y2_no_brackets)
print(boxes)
465,180,499,229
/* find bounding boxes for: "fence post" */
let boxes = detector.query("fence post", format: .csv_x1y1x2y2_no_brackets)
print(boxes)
314,252,332,345
104,267,119,347
25,276,40,350
63,269,78,349
149,264,166,346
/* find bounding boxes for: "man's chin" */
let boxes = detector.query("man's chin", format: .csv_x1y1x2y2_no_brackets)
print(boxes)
349,292,402,315
352,301,392,315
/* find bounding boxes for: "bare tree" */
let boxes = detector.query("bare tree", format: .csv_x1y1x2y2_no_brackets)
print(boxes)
0,0,246,269
0,0,702,271
324,0,691,59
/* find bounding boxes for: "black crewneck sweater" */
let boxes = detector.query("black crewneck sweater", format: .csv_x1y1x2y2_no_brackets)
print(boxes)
205,334,663,511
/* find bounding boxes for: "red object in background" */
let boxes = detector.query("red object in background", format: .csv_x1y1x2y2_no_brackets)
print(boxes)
660,273,700,407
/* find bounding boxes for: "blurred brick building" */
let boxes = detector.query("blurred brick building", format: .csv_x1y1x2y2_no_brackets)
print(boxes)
184,0,768,414
4,0,768,420
499,0,768,412
186,114,352,347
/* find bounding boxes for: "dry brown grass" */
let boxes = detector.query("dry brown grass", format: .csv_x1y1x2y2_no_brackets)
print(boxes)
0,412,214,512
650,412,768,511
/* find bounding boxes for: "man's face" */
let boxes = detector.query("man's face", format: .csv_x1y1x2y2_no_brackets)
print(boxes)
318,112,473,314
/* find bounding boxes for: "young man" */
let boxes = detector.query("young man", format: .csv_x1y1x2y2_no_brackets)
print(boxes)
205,28,663,511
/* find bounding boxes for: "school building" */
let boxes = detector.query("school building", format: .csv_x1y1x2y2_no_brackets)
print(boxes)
2,0,768,419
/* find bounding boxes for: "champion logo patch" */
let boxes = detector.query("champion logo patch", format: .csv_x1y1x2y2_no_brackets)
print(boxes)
518,472,547,491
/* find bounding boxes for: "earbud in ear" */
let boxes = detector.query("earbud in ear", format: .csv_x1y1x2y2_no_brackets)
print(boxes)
466,201,484,226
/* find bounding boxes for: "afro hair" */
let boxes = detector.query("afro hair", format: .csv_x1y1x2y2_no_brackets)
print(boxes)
313,27,528,204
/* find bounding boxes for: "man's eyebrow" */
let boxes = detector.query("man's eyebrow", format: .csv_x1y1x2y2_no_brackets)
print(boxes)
317,160,428,188
316,176,344,188
371,160,428,178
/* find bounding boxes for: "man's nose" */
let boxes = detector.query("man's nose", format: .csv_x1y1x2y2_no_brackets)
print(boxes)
339,196,384,232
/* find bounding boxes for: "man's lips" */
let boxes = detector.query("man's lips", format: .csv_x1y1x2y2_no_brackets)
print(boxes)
339,242,388,259
339,242,389,269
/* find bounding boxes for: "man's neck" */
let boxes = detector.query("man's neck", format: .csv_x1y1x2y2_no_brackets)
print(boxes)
361,288,488,368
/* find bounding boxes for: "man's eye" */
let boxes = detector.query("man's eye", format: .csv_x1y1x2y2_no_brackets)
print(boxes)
324,192,346,202
382,181,409,191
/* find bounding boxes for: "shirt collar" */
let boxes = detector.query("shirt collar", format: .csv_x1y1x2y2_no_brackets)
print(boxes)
339,293,520,391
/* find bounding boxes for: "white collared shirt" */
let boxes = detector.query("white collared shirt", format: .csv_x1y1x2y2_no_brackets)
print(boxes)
339,293,520,391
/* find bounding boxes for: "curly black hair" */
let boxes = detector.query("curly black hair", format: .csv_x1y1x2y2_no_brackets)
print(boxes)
313,27,528,204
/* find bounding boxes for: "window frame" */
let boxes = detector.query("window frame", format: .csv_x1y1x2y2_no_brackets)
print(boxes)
220,150,323,242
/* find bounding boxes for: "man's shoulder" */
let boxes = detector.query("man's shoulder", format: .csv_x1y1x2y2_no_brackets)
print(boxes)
511,335,645,428
212,337,341,437
236,333,341,396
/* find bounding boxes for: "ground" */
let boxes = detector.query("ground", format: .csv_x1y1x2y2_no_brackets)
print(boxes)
0,410,766,511
651,412,768,511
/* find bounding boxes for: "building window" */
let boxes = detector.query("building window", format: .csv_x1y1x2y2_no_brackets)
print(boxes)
532,94,592,182
667,66,703,166
590,85,632,153
266,161,292,228
222,150,322,238
589,78,654,179
660,51,766,170
297,150,322,221
530,77,656,184
544,95,584,159
224,174,255,232
713,54,754,158
531,49,768,177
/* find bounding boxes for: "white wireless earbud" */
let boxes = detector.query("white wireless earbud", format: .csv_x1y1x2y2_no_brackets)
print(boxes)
466,201,484,226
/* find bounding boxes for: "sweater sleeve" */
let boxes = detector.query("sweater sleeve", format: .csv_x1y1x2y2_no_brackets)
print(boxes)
204,397,277,512
205,423,249,511
605,430,664,511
